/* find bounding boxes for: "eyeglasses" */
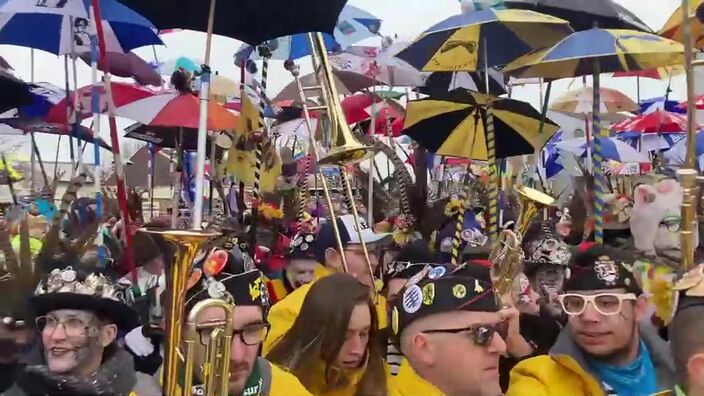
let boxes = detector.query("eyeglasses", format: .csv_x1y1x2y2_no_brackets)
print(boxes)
199,323,271,346
558,293,637,316
35,315,90,337
422,321,509,347
659,216,681,233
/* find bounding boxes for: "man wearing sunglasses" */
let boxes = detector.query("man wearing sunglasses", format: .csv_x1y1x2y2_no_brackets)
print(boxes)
507,246,675,396
184,268,311,396
390,268,507,396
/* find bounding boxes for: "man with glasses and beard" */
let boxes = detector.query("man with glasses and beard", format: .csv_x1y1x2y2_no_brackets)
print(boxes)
390,267,508,396
507,246,675,396
3,267,161,396
184,267,311,396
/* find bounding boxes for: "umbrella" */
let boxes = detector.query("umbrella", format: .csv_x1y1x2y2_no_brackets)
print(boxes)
330,43,427,86
395,8,572,72
612,110,695,134
640,97,685,114
273,70,381,102
0,118,111,150
152,57,241,98
115,0,349,46
503,0,653,32
235,33,338,62
679,94,704,110
665,131,704,164
612,65,684,80
503,28,685,79
123,123,214,153
659,0,704,48
554,136,650,162
550,87,638,115
0,55,11,70
0,70,32,114
77,51,162,86
115,91,238,130
420,70,507,96
0,0,162,55
402,88,560,160
341,93,405,124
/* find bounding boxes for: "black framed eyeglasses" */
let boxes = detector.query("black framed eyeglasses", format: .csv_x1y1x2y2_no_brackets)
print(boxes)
422,321,509,347
659,216,681,233
198,322,271,346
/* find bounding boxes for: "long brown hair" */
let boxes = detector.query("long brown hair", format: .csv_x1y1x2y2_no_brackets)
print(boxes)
267,273,387,396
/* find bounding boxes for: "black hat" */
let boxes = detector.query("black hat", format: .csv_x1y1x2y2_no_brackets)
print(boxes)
185,268,270,312
289,232,317,260
522,222,570,277
390,266,499,338
563,246,641,295
30,267,138,331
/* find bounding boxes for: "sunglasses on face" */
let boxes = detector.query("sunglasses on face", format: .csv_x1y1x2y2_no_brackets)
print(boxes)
422,320,509,347
558,293,636,316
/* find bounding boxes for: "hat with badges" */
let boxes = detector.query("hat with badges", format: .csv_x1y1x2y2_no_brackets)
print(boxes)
563,245,641,295
672,264,704,314
289,232,317,260
522,222,570,277
390,267,499,339
185,265,270,312
31,267,138,331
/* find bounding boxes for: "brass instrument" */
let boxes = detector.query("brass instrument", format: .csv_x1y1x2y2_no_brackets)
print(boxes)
490,186,555,295
290,33,378,285
144,229,233,396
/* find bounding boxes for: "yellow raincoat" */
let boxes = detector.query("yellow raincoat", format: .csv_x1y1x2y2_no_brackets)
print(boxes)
263,264,388,355
388,359,444,396
269,363,314,396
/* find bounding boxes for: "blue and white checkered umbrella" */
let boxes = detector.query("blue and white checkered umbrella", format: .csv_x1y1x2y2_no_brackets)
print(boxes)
555,136,650,163
234,4,381,62
0,0,161,55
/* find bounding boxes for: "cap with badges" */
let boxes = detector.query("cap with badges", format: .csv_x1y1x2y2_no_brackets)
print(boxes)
563,246,641,295
185,254,270,311
672,264,704,314
390,265,499,339
289,232,317,260
521,222,570,276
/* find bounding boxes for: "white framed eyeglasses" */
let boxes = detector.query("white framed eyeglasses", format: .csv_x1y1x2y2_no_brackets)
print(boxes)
558,293,637,316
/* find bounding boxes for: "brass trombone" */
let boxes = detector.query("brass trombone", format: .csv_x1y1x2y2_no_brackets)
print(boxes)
144,229,234,396
292,32,378,284
490,186,555,295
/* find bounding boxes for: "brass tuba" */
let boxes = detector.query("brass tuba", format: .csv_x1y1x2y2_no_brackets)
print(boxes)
145,229,233,396
489,186,555,295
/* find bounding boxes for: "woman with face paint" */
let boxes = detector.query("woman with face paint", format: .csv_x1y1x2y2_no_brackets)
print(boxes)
3,267,161,396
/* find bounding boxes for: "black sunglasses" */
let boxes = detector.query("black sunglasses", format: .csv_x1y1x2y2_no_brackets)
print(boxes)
422,321,509,347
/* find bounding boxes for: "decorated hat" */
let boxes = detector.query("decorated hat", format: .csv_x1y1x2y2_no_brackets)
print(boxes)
30,267,138,331
522,222,571,276
672,265,704,314
185,265,270,311
390,265,499,339
563,246,641,295
289,232,317,260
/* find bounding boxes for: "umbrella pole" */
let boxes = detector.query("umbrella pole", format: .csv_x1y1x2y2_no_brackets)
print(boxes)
368,88,377,225
30,133,49,188
171,130,184,228
148,143,154,218
483,41,498,241
88,26,105,269
30,49,35,191
592,60,605,245
63,55,76,176
91,0,135,276
191,0,217,230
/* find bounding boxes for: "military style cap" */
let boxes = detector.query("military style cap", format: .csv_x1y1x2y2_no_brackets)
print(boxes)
390,265,498,338
185,266,270,311
563,246,641,295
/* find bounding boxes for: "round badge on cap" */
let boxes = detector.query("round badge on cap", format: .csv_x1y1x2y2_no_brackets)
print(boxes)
305,235,314,243
61,269,77,283
402,285,423,314
427,266,446,280
207,281,226,299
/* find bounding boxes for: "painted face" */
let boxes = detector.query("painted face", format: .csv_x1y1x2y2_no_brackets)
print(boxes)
285,259,317,289
40,309,105,375
531,265,566,316
334,303,371,370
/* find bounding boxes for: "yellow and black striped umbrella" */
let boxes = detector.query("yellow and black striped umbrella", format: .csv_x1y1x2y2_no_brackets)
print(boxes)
659,0,704,49
402,89,559,160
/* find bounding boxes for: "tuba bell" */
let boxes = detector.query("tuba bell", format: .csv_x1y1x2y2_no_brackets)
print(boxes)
144,229,233,396
489,186,555,295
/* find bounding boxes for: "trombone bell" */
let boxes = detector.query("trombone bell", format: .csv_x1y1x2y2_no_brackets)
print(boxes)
317,122,377,165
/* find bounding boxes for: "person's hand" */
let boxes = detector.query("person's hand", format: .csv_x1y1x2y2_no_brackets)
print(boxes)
498,295,533,358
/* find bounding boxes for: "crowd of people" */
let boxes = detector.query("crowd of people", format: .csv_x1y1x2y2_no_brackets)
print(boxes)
0,181,702,396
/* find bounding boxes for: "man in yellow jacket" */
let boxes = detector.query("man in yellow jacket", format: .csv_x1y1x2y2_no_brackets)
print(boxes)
507,246,675,396
263,214,392,355
184,268,312,396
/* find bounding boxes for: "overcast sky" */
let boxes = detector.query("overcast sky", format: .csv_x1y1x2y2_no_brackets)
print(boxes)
0,0,687,163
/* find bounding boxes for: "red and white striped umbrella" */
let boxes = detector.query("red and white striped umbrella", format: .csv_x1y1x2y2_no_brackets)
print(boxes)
115,91,238,130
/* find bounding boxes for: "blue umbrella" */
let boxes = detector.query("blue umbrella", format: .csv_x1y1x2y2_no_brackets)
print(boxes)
234,33,338,62
639,96,685,114
555,136,650,163
0,0,161,55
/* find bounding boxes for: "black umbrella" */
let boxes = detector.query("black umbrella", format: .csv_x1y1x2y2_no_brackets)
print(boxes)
115,0,349,45
420,70,507,97
0,70,32,115
124,123,213,155
503,0,652,32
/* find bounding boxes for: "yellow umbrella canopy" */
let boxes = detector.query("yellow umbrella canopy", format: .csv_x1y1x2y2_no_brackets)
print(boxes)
550,87,639,115
402,89,560,160
659,0,704,48
503,28,685,79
